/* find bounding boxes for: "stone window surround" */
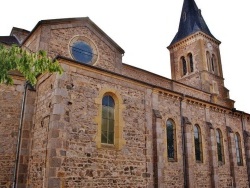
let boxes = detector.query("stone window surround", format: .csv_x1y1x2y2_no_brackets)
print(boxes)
68,35,99,65
235,132,243,166
216,128,225,165
166,118,177,162
95,88,125,150
194,124,203,162
206,51,219,76
179,52,194,77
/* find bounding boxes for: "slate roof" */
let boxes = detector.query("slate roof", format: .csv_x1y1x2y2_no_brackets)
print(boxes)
170,0,217,45
0,36,19,45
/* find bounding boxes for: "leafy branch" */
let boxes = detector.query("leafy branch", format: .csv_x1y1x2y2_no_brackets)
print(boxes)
0,44,63,85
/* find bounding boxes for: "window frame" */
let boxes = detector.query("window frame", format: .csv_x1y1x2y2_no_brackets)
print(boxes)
166,119,177,162
188,53,194,73
206,51,211,71
95,90,125,150
216,129,224,164
180,56,187,76
101,95,115,145
194,124,203,162
235,132,243,166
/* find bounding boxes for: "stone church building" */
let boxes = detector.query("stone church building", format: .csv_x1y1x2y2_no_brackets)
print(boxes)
1,0,250,187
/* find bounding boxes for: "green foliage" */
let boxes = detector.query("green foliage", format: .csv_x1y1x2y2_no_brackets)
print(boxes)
0,44,63,85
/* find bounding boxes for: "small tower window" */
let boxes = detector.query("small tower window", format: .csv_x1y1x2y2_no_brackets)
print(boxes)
194,124,203,162
181,56,187,76
206,51,211,71
212,54,219,75
188,53,194,72
211,55,215,72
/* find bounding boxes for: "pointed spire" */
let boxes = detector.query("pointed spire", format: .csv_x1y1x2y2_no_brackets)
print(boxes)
170,0,217,45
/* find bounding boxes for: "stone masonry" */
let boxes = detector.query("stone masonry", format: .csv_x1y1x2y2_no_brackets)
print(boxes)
1,0,250,187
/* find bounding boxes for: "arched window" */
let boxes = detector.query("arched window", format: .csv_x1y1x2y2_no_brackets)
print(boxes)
96,90,125,150
188,53,194,72
211,54,215,72
206,51,211,71
216,129,224,163
166,119,177,161
194,124,203,162
212,54,219,75
181,56,187,76
101,95,115,144
235,133,243,165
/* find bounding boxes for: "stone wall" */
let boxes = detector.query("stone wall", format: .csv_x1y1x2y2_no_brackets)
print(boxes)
158,94,184,187
122,64,212,102
58,63,152,187
26,62,154,187
226,114,249,187
0,79,25,188
1,61,249,187
23,27,42,53
16,88,36,188
23,20,123,74
121,64,173,90
49,25,121,72
27,73,56,187
152,88,250,187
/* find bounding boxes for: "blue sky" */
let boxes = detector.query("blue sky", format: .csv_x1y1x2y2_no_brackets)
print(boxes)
1,0,249,113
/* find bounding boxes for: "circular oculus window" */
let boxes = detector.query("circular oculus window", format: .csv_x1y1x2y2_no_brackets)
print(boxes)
69,36,98,64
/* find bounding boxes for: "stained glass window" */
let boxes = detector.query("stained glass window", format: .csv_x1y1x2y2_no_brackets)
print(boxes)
71,41,93,64
181,56,187,76
188,53,194,72
235,133,243,166
167,119,176,161
101,95,115,144
216,129,224,163
194,124,202,162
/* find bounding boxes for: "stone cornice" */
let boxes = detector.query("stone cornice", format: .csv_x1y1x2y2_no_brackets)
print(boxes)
168,31,221,51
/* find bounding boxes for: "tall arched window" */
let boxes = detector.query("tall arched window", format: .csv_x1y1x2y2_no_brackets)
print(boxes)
206,51,211,71
194,124,203,162
166,119,177,161
181,56,187,76
101,95,115,144
235,133,243,165
188,53,194,72
211,54,215,72
216,129,224,163
212,54,219,75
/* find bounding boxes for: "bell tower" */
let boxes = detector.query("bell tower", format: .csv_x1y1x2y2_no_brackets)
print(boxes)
168,0,234,107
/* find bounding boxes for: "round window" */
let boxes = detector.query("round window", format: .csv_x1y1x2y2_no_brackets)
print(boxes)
69,36,98,64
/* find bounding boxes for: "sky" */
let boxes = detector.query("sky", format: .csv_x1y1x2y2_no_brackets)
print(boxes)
0,0,249,113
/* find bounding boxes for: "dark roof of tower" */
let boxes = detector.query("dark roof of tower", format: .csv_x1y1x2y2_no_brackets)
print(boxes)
170,0,217,45
0,36,19,45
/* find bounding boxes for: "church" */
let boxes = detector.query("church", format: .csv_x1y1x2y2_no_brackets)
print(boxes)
1,0,250,187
